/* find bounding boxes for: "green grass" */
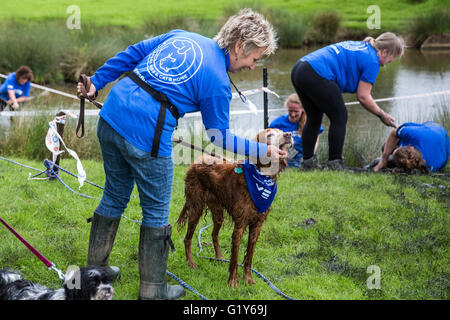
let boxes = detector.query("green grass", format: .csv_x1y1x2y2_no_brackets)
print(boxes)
0,157,448,299
1,0,446,31
1,0,448,82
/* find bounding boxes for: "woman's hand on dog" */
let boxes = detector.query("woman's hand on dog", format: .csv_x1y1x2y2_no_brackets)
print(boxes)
266,145,288,160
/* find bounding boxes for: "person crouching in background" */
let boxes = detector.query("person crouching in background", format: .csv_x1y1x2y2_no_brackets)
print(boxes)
269,93,323,168
0,66,33,111
373,121,450,173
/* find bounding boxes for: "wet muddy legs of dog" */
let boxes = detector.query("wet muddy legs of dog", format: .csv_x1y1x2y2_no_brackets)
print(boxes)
243,222,263,286
183,206,202,269
228,225,246,288
210,204,225,260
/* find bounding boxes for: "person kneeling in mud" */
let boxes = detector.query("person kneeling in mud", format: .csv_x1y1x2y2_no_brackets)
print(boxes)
373,121,450,173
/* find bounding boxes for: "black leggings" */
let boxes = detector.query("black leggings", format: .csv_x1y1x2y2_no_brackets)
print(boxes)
291,60,348,161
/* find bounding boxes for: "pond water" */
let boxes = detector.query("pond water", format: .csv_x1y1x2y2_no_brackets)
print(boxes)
207,48,450,137
1,48,449,161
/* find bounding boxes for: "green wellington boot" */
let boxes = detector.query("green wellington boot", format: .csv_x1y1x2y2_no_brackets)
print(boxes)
87,211,121,281
138,225,185,300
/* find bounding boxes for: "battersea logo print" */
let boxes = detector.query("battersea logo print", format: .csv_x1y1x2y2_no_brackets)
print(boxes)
340,41,368,51
147,37,203,85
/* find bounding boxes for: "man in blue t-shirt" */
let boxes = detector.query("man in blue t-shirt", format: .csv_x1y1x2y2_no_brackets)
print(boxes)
291,32,404,170
374,122,450,173
0,66,33,111
77,9,282,300
269,93,323,167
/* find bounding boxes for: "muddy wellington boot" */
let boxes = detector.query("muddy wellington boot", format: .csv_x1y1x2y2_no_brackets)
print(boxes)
87,211,121,281
138,225,185,300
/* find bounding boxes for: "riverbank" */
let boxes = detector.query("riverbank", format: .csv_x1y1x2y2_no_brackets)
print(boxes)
0,1,448,83
0,157,448,299
1,97,449,169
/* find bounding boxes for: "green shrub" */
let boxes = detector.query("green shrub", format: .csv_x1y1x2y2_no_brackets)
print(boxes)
305,11,341,44
221,2,308,48
408,8,450,47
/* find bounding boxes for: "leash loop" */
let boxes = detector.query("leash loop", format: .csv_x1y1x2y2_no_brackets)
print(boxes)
76,74,102,138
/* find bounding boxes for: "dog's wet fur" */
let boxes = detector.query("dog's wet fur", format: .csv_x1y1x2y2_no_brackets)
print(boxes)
177,128,293,288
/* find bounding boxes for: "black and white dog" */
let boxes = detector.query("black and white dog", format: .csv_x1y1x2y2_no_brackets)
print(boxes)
0,265,114,300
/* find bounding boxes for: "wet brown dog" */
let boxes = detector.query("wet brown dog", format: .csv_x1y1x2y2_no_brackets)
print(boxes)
177,128,293,288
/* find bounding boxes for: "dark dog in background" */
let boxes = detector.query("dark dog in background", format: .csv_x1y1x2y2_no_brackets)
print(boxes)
0,265,114,300
177,128,293,288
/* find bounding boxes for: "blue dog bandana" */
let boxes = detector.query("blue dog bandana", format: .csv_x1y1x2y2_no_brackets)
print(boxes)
241,160,277,213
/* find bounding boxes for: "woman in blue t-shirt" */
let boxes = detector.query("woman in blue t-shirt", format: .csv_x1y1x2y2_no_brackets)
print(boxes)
373,122,450,173
0,66,33,111
291,32,404,170
269,93,323,167
76,9,284,300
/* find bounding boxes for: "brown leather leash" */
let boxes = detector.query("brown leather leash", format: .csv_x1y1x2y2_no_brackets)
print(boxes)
76,74,103,138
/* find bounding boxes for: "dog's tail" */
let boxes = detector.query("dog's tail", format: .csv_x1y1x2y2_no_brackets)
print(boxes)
176,204,189,231
0,269,22,289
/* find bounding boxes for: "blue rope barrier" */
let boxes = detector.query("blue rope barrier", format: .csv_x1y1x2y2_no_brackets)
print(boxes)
0,156,43,172
196,224,296,300
0,155,209,300
166,271,209,300
44,159,104,190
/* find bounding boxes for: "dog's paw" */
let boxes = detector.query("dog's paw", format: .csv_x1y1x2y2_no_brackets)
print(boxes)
215,254,225,260
228,277,239,288
187,261,199,269
244,274,256,285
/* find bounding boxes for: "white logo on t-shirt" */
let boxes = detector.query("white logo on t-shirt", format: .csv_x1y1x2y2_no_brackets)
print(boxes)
147,37,203,85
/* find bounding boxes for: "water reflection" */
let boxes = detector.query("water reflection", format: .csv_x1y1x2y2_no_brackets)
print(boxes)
174,48,449,144
1,48,449,151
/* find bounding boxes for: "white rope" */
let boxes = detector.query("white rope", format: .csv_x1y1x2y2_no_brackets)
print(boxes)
0,73,99,106
2,73,448,117
344,90,450,105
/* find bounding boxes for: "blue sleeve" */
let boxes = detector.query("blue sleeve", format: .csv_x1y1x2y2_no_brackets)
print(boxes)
206,128,267,158
23,82,31,97
90,34,167,90
199,95,268,158
319,126,324,134
5,74,15,91
360,62,379,85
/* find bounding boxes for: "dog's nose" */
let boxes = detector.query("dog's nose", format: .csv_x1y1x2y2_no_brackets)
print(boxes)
284,132,292,138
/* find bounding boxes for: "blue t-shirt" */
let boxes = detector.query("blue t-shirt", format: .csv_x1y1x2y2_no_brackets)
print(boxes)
300,41,380,93
91,29,267,158
0,73,31,101
396,122,450,172
269,114,323,167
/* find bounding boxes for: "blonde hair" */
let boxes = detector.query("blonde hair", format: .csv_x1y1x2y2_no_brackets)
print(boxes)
364,32,405,58
214,8,278,57
284,93,306,133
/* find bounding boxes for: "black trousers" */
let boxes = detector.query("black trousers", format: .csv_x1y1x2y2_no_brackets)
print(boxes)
0,98,7,111
291,60,348,161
